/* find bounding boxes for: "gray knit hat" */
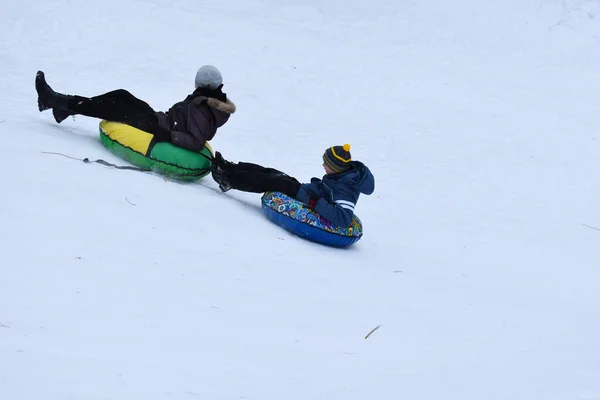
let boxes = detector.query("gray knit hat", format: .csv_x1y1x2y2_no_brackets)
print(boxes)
194,65,223,90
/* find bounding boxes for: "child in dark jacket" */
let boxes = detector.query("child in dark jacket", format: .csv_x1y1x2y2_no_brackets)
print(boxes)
34,66,235,153
212,144,375,227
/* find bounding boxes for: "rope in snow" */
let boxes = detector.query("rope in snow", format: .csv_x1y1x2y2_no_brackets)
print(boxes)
41,151,84,162
41,151,152,172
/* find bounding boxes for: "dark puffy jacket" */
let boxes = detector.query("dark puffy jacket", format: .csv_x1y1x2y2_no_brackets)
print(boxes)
156,92,236,152
295,161,375,227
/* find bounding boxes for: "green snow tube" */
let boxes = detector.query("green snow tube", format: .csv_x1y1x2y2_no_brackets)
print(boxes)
99,120,213,181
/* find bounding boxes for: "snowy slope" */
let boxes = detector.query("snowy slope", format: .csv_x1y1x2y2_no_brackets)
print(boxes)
1,0,600,399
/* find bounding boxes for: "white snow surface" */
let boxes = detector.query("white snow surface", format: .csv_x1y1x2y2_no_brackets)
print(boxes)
2,0,600,399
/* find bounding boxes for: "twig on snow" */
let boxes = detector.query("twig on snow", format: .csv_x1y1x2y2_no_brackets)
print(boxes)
364,324,381,339
0,321,10,328
125,197,136,206
582,223,600,232
548,7,581,31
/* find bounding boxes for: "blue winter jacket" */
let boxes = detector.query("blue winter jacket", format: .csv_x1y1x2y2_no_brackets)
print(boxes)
295,161,375,227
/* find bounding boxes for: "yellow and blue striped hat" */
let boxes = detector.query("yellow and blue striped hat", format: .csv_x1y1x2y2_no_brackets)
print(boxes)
323,144,352,173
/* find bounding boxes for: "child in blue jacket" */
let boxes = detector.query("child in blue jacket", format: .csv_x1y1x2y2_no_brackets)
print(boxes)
212,144,375,227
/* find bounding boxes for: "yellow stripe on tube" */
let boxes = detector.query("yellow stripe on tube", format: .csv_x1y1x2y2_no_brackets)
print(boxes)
99,120,154,156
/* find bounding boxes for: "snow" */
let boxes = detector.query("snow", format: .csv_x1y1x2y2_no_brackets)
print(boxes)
2,0,600,399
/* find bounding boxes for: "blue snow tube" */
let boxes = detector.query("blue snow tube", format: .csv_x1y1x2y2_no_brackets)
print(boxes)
261,191,363,247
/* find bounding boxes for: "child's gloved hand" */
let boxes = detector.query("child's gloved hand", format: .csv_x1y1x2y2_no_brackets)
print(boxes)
308,193,320,209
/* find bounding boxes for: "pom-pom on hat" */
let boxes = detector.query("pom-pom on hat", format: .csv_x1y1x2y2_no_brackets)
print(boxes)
194,65,223,90
323,144,352,173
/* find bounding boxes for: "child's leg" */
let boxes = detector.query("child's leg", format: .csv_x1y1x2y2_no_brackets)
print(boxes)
213,155,300,197
36,71,158,131
235,162,291,176
64,89,159,131
229,163,301,196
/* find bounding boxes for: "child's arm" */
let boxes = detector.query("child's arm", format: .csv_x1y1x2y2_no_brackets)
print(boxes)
313,198,354,227
294,178,322,204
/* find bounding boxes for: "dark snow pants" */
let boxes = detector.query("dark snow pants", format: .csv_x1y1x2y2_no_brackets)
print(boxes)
227,162,302,198
65,89,161,134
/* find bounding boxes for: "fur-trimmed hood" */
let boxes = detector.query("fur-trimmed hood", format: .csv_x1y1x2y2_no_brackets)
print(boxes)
207,97,236,114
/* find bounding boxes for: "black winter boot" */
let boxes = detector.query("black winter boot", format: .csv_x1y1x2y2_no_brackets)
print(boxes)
35,71,75,123
213,151,237,171
35,71,58,111
211,166,233,192
51,107,72,124
211,152,234,192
